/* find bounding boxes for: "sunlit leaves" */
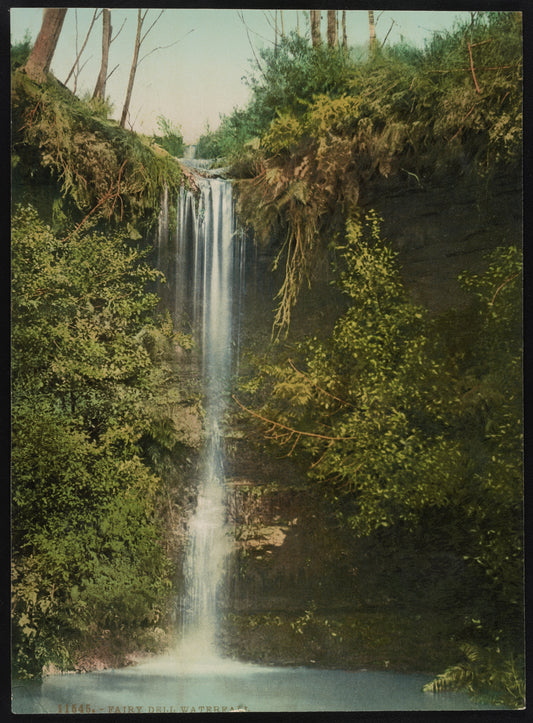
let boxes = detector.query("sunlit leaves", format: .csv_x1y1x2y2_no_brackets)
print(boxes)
11,206,175,677
242,214,522,606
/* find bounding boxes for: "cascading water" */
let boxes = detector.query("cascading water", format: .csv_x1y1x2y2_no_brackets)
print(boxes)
174,176,243,663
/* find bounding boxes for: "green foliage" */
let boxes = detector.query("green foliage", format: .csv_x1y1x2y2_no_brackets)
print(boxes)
152,115,185,158
234,12,521,330
196,32,356,164
244,32,357,134
11,206,186,677
423,643,525,708
11,31,32,71
196,112,259,161
239,213,523,699
11,70,183,235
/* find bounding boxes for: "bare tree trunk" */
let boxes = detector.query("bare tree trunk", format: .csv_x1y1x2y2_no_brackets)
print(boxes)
368,10,377,52
93,8,112,100
280,9,285,37
342,10,348,51
310,10,321,47
64,8,100,89
296,10,300,37
24,8,67,83
120,9,143,129
327,10,338,47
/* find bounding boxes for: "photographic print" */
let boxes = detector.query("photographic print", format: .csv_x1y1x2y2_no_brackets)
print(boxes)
10,6,524,714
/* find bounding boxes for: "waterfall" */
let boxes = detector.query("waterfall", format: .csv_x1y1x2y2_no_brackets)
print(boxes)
174,177,244,663
156,184,169,272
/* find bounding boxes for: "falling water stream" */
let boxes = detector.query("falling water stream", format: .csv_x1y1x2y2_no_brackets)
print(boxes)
11,173,502,714
177,177,235,663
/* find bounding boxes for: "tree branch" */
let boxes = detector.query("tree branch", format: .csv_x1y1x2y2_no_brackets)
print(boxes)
140,9,163,45
64,9,101,87
111,17,126,43
489,272,520,306
468,41,482,93
138,29,194,66
232,395,358,442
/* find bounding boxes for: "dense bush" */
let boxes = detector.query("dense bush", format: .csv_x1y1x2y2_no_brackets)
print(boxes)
196,32,357,160
11,207,186,677
152,114,185,158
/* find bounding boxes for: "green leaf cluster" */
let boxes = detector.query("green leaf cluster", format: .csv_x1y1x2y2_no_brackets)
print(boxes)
11,207,185,677
239,212,523,699
152,115,185,158
196,32,355,163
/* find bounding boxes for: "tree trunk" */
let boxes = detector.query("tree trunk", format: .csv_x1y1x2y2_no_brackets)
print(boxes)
64,8,100,90
24,8,67,83
310,10,321,47
342,10,348,51
368,10,377,52
120,9,143,129
327,10,338,47
93,9,112,100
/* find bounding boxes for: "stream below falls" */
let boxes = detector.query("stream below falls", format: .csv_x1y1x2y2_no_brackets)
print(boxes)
12,657,501,713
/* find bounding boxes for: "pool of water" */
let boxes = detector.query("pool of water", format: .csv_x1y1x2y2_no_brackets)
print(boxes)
12,654,502,714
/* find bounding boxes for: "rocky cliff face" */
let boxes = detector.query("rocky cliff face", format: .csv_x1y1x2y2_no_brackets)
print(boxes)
366,173,522,312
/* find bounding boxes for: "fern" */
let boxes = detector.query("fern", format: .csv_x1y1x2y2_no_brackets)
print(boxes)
423,643,525,708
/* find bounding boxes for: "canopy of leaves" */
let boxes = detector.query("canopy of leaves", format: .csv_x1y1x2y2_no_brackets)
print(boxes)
11,207,192,678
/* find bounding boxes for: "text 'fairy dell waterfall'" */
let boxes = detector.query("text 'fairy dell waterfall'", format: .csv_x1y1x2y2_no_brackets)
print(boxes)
173,177,246,663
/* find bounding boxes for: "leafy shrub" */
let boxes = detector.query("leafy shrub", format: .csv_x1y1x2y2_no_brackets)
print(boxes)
152,114,185,158
11,31,32,71
11,207,182,677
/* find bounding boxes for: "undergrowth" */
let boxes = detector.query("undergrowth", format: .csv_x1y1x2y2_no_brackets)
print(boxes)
11,69,184,237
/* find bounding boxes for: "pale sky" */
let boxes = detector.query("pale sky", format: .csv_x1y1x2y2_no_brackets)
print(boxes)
10,8,472,144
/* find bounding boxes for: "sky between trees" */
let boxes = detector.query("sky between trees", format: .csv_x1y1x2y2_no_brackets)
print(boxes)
11,8,471,143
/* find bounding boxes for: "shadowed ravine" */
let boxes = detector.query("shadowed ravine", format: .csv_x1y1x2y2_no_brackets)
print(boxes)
11,173,503,714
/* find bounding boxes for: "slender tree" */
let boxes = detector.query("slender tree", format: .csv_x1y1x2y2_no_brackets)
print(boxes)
24,8,67,83
64,8,101,92
120,9,165,129
121,10,144,128
342,10,348,51
368,10,377,52
120,9,182,129
327,10,338,47
93,8,112,100
310,10,321,47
